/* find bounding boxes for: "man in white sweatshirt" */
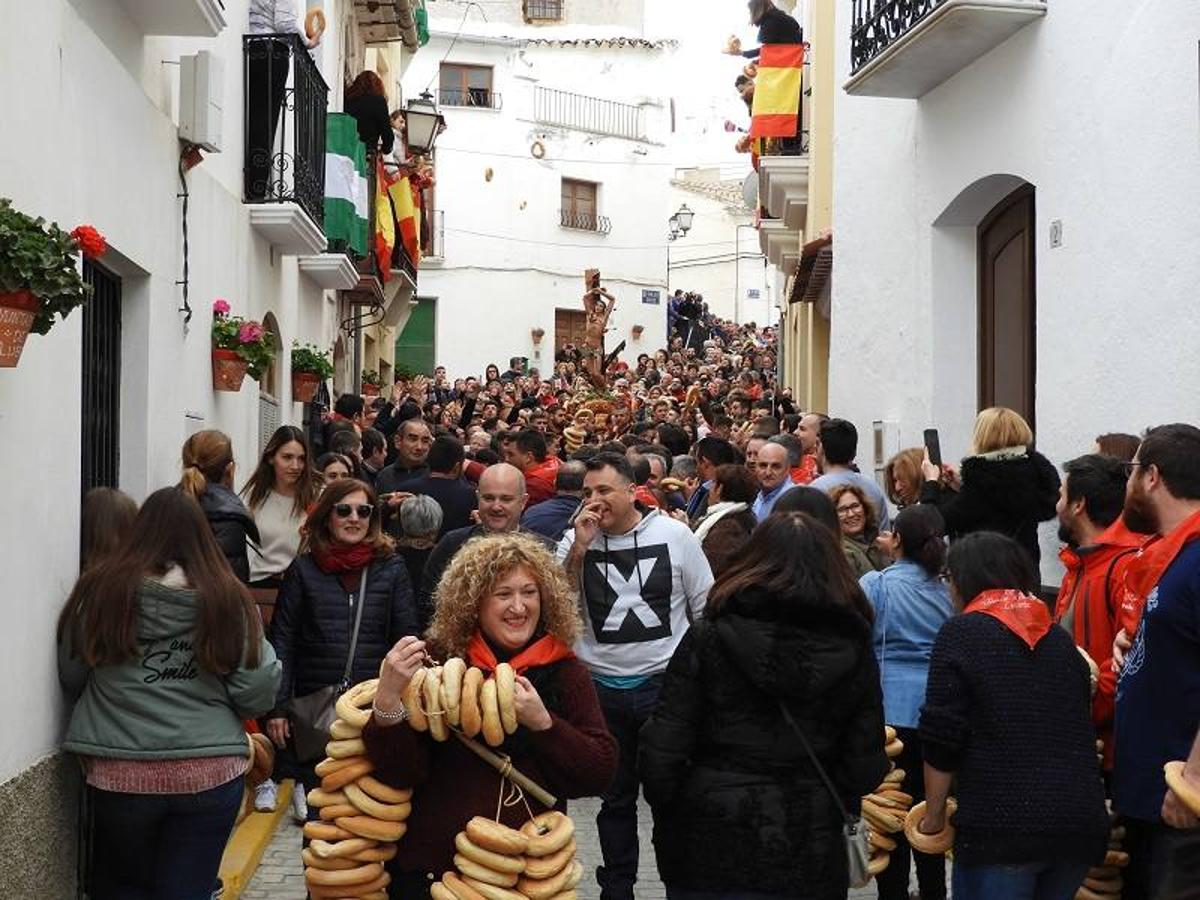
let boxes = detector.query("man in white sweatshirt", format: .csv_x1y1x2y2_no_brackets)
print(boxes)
559,452,713,900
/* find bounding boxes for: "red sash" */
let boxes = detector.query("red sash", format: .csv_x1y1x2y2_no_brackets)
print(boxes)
965,589,1052,650
466,630,574,676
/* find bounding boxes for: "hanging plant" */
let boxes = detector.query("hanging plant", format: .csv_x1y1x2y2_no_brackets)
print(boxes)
361,369,383,396
291,341,333,402
211,299,277,391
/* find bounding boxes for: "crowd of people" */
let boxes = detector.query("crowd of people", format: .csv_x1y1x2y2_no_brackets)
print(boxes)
56,297,1200,900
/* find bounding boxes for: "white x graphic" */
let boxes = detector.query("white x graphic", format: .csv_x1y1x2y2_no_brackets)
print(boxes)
594,557,664,632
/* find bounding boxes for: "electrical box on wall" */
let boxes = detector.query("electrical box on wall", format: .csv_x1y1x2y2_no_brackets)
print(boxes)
179,51,224,152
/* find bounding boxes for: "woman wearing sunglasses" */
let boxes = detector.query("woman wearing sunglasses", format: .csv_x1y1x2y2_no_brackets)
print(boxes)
265,478,419,799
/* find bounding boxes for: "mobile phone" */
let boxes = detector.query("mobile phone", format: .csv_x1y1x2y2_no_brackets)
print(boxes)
923,428,942,468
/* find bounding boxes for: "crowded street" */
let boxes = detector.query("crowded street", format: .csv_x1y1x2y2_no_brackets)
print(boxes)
3,1,1200,900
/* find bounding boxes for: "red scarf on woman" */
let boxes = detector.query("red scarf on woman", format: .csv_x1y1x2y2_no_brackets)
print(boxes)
467,630,574,676
965,589,1052,650
313,541,375,574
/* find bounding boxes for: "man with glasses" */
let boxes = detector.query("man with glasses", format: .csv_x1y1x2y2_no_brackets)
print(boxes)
414,463,552,629
751,441,795,521
1111,424,1200,898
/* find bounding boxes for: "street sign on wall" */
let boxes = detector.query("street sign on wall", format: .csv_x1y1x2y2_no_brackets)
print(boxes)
642,289,661,305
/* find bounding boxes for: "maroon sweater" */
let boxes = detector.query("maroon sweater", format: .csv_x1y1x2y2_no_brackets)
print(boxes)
361,656,617,879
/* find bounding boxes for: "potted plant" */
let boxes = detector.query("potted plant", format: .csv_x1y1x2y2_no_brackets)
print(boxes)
361,369,383,397
0,198,106,367
291,341,333,402
210,299,277,392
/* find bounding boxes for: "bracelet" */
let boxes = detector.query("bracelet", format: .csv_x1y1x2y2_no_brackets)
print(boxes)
371,702,409,722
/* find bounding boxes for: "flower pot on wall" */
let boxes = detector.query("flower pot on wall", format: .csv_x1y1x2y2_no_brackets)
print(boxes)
292,371,321,402
212,348,249,392
0,290,39,368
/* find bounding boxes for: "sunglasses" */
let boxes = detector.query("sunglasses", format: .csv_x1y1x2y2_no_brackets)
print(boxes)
333,503,374,520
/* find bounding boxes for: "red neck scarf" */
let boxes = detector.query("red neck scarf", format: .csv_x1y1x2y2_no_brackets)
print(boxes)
965,589,1052,650
467,630,574,676
313,541,375,575
1121,509,1200,612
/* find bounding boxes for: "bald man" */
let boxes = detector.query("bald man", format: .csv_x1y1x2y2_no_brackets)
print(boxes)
416,463,553,629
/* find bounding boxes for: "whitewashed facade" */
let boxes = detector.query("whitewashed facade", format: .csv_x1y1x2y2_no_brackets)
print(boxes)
829,0,1200,577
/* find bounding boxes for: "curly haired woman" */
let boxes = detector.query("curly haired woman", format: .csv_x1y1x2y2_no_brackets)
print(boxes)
363,533,618,895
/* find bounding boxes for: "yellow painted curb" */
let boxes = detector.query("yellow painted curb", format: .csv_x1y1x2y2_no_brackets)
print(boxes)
218,779,295,900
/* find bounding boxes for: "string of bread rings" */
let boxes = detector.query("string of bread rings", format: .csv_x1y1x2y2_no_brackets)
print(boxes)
304,8,326,41
403,657,521,748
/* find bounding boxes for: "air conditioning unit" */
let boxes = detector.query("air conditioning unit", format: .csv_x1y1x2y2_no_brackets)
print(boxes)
179,51,223,152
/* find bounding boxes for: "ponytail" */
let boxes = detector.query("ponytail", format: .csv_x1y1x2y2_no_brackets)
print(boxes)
178,465,208,500
179,430,234,499
893,504,948,578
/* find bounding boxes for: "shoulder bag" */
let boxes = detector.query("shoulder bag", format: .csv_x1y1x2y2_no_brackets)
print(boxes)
288,566,369,762
778,702,872,888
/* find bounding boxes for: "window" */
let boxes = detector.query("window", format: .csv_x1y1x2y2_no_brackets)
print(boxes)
439,64,496,108
561,178,610,233
524,0,563,21
81,261,122,494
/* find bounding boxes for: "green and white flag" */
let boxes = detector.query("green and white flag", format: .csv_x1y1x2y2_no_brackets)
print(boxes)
324,113,368,256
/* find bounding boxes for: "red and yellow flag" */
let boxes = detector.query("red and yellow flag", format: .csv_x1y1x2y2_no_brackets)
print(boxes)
374,158,396,282
749,43,804,139
388,174,421,272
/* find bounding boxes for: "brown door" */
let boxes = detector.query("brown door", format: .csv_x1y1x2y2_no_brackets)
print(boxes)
555,309,587,351
978,184,1036,429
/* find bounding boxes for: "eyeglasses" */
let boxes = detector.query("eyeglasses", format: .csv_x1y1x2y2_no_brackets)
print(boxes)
837,503,864,515
333,503,374,520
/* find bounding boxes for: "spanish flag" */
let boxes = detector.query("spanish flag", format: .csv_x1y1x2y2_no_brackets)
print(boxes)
374,158,396,281
749,43,804,139
388,174,421,272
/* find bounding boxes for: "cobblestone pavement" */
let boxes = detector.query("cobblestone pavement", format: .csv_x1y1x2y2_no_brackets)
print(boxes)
243,795,887,899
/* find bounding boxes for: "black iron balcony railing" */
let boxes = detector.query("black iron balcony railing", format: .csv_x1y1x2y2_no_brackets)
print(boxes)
760,128,811,158
851,0,946,73
536,87,645,142
438,88,503,110
243,33,329,226
560,209,612,234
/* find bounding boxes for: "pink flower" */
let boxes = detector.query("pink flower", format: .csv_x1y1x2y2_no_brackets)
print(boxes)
212,298,231,316
238,321,264,344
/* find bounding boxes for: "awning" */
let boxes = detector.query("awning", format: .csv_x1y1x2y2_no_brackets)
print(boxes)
787,231,832,304
356,0,420,51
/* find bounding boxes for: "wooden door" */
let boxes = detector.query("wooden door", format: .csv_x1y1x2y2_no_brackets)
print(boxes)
555,309,587,351
978,184,1036,429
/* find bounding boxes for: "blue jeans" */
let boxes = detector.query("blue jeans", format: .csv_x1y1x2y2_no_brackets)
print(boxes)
952,860,1091,900
592,675,663,900
89,776,243,900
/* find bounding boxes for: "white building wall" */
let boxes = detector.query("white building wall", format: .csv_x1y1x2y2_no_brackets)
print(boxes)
0,0,399,792
831,0,1200,577
405,26,673,376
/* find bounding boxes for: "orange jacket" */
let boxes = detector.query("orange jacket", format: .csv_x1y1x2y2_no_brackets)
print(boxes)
524,456,561,508
1055,518,1145,769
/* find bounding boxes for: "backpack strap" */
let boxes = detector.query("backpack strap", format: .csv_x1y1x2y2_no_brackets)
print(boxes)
1103,547,1139,621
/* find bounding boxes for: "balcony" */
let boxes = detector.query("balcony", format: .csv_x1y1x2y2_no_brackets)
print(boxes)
438,89,503,110
118,0,226,36
243,34,329,256
757,131,810,230
560,210,612,235
758,218,801,272
535,87,645,142
846,0,1047,98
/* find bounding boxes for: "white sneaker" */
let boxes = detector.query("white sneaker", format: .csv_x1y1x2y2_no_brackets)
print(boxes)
290,782,308,823
253,778,278,813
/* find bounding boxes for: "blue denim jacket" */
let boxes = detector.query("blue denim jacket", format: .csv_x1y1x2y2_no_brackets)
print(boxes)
860,559,955,728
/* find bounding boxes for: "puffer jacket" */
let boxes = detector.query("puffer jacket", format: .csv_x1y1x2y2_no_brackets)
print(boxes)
639,587,888,898
198,483,260,583
921,449,1060,564
268,553,419,714
61,575,280,758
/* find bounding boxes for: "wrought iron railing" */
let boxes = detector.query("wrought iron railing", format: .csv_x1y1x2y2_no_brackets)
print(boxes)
535,87,645,141
850,0,947,73
760,129,811,158
560,209,612,234
243,33,329,226
439,89,502,110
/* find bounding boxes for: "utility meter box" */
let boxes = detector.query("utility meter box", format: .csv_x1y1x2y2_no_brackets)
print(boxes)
180,51,223,152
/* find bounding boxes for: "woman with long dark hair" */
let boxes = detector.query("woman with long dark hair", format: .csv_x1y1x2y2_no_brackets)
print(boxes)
179,429,259,582
344,70,393,154
640,512,888,899
859,505,954,900
80,487,138,571
58,488,280,900
241,425,320,588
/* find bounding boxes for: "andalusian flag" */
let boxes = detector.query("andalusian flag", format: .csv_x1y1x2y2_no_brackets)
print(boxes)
388,174,421,272
374,158,396,281
749,43,804,139
324,113,368,256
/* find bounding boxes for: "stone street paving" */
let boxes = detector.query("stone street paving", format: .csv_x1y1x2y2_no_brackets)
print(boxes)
242,796,885,899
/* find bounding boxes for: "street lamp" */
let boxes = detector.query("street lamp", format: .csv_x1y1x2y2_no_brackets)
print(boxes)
403,91,445,155
668,214,681,241
666,204,695,297
675,204,695,234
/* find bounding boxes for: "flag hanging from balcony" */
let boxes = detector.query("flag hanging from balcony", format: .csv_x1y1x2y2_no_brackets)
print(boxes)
749,43,804,139
388,174,422,272
324,114,368,256
375,159,397,282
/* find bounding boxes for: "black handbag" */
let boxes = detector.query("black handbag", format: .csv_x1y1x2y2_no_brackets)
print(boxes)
288,566,369,762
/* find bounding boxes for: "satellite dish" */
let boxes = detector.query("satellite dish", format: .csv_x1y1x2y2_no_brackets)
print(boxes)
742,172,758,209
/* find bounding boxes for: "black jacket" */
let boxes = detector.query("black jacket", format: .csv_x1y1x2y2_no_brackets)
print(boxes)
268,553,418,713
396,474,478,538
921,450,1060,564
520,494,582,543
198,484,260,584
344,93,393,154
639,587,888,898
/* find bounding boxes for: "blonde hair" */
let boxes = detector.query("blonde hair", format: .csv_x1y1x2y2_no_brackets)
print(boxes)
427,533,580,657
179,430,234,499
971,407,1034,456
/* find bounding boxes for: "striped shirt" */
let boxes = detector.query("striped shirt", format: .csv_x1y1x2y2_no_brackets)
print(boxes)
247,0,305,37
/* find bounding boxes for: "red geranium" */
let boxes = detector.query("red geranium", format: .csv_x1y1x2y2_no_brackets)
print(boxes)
71,225,107,260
